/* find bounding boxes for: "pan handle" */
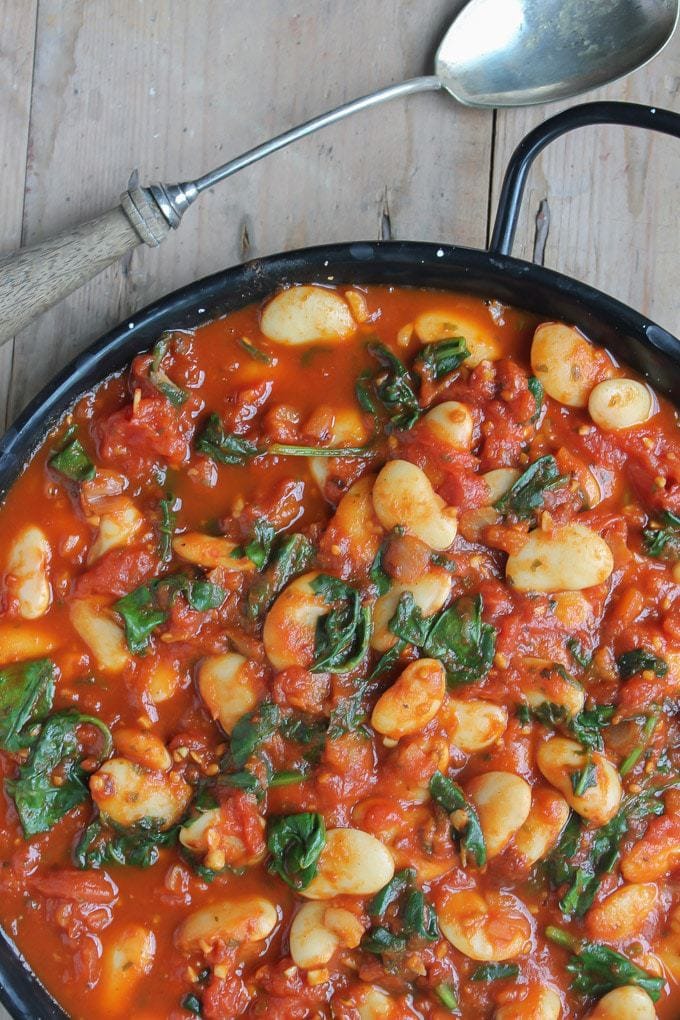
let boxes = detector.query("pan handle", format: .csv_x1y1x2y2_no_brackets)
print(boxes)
490,100,680,256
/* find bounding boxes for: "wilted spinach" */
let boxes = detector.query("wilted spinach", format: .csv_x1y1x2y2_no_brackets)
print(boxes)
429,770,486,867
0,658,56,752
75,816,178,869
642,509,680,560
246,533,315,620
617,648,667,679
149,334,188,407
267,812,326,889
546,927,664,1001
48,425,96,482
413,337,470,381
310,574,371,674
493,454,566,520
195,414,259,465
115,572,226,653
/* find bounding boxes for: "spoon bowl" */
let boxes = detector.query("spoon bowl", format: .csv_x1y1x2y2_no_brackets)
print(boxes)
436,0,679,107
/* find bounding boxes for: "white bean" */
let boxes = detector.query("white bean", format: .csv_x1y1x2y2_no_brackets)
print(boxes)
438,888,532,960
69,597,130,673
588,378,653,431
586,882,658,941
99,925,155,1010
422,401,474,451
325,475,384,574
289,902,364,969
371,570,452,652
585,987,656,1020
263,571,328,670
179,806,265,868
439,698,508,753
513,787,570,867
531,322,609,407
522,668,586,718
536,736,622,825
495,987,562,1020
260,286,356,345
301,828,394,899
309,409,370,495
354,985,396,1020
506,523,614,593
87,498,144,565
658,904,680,982
482,468,521,505
5,526,52,620
414,309,501,367
90,757,192,829
145,658,184,704
172,532,254,571
372,460,457,551
113,728,172,772
0,623,59,666
176,895,278,953
197,653,262,734
466,771,532,858
371,658,446,739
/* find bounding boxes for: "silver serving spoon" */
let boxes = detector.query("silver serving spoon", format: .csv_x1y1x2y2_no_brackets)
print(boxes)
0,0,676,347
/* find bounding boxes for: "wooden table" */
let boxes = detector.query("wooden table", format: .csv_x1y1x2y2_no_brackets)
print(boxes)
0,0,678,1010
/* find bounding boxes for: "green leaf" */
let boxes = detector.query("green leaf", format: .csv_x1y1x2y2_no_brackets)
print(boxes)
195,414,259,465
619,712,660,777
567,637,592,668
617,649,667,679
237,337,272,364
247,533,315,620
527,375,544,423
310,574,371,674
369,544,391,595
494,455,566,520
218,769,263,796
369,868,416,918
414,337,469,381
363,342,421,431
0,658,56,752
180,992,203,1016
570,705,615,751
565,938,665,1002
327,687,368,740
642,510,680,560
150,335,188,407
429,770,486,867
470,963,519,982
361,926,408,954
267,812,326,890
7,712,112,837
115,573,226,654
389,592,432,647
48,426,96,482
546,812,581,888
234,518,277,570
435,983,459,1013
402,888,439,940
158,494,176,563
571,761,597,797
74,815,178,869
367,639,406,683
228,703,281,768
424,595,496,686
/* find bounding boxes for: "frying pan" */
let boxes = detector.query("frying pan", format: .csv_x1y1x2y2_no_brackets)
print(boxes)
0,99,678,1019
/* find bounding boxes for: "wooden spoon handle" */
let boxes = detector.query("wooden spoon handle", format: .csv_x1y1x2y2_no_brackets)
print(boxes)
0,188,170,348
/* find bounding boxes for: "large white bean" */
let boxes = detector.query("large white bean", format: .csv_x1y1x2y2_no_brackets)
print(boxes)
325,475,383,574
197,653,262,734
513,787,570,867
586,882,659,941
99,925,155,1010
260,286,356,345
482,468,521,505
371,659,446,739
289,902,364,969
466,772,532,858
309,409,370,495
176,895,278,953
531,322,609,407
422,402,474,451
506,523,614,593
90,757,192,829
438,888,532,960
172,532,254,571
5,526,52,620
301,828,394,899
0,623,59,665
588,378,653,431
371,570,452,652
179,806,266,868
658,904,680,982
69,597,130,673
536,736,622,825
262,572,328,670
414,309,501,367
585,987,656,1020
495,987,562,1020
522,668,586,719
113,728,172,772
87,498,144,565
354,985,397,1020
372,460,457,551
439,698,508,753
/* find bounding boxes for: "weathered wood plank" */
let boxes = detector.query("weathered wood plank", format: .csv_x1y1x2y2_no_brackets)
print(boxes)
0,0,37,431
5,0,491,424
491,34,680,337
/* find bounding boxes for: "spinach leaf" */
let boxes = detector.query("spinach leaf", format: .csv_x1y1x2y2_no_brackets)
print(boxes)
158,494,176,563
389,592,432,647
237,337,273,364
246,533,315,620
115,573,226,653
471,963,519,982
620,711,660,777
0,658,56,752
424,595,496,686
414,337,469,381
369,544,391,596
527,375,544,423
195,414,259,465
429,770,486,867
310,574,371,674
7,712,112,836
494,455,566,520
642,510,680,560
435,983,459,1012
571,761,597,797
234,519,276,570
149,334,188,407
74,816,177,869
361,926,408,954
546,928,664,1001
546,812,581,888
180,993,203,1017
570,706,615,751
617,649,667,679
402,888,439,941
369,868,416,918
48,426,96,482
367,639,406,683
267,812,326,889
567,637,592,669
361,343,421,431
327,687,368,739
228,703,281,768
218,769,263,797
270,769,310,787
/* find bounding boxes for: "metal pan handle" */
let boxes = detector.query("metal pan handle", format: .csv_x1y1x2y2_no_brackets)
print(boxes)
490,100,680,256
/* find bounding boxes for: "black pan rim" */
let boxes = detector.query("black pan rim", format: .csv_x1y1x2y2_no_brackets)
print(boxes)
0,236,678,1020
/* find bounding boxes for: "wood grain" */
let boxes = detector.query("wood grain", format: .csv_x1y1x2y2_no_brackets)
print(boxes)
492,33,680,337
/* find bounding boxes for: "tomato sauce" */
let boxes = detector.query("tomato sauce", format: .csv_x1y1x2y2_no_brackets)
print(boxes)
0,284,678,1019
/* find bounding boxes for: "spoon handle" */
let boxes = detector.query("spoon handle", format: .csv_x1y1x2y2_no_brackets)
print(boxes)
0,189,169,349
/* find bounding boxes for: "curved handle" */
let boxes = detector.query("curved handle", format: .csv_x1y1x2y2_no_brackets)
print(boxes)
0,188,170,348
490,101,680,256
